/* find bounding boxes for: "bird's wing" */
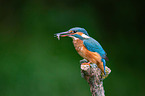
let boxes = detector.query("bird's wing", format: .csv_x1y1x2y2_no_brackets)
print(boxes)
83,38,108,59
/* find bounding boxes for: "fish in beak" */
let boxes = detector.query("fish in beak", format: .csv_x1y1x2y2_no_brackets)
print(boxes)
54,31,70,40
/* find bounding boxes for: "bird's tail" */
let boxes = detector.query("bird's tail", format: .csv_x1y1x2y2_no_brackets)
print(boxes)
101,58,106,75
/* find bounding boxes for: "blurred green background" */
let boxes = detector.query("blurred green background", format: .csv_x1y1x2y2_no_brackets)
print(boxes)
0,0,145,96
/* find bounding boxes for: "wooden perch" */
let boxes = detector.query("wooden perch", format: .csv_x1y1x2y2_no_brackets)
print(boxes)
80,59,111,96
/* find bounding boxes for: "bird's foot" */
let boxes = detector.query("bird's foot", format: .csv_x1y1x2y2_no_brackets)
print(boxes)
81,62,91,66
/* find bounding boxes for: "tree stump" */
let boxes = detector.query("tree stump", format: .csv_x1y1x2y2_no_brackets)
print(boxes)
80,59,111,96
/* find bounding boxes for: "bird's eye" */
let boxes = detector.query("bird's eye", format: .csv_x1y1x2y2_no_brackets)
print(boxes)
73,30,77,33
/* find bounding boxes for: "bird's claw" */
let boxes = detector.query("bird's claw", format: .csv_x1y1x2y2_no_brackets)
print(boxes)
81,62,91,66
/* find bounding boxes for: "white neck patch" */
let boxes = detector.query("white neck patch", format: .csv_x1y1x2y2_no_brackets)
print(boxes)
81,34,90,38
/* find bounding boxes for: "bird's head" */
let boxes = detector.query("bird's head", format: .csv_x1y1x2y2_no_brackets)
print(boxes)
55,27,90,40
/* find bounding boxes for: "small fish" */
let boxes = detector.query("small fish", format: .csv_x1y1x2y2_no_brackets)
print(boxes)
54,33,61,40
54,31,69,40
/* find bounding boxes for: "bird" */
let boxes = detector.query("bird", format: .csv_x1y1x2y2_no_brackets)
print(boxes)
55,27,108,74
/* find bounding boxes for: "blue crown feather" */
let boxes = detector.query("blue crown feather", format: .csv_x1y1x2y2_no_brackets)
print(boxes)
69,27,89,36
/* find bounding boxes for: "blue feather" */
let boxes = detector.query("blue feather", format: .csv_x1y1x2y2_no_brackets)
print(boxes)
69,27,89,36
83,38,107,74
83,37,107,59
101,58,106,75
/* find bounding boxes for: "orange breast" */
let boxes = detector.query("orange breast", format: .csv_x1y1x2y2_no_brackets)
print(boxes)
73,39,102,63
73,39,104,73
73,39,86,59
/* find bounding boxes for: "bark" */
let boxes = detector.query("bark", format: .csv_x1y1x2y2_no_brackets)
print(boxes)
80,59,111,96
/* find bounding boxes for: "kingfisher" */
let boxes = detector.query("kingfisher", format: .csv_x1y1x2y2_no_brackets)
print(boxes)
54,27,108,74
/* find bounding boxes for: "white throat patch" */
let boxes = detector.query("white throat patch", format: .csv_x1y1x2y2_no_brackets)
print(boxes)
81,34,90,38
